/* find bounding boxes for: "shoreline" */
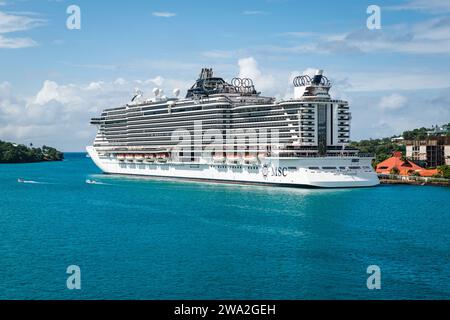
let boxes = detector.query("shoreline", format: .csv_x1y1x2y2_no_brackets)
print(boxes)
379,175,450,187
0,159,63,164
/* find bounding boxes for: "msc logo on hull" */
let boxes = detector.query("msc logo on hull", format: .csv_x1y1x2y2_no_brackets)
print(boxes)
262,165,288,178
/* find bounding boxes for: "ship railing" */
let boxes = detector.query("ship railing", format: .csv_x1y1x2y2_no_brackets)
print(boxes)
271,153,374,158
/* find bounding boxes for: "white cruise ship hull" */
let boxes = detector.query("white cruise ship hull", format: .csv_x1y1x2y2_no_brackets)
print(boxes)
87,146,379,188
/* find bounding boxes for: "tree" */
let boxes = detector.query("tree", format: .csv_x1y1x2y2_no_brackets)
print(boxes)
0,140,63,163
438,165,450,179
402,127,429,140
390,167,400,175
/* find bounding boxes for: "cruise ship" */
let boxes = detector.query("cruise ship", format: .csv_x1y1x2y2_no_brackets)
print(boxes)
87,68,379,188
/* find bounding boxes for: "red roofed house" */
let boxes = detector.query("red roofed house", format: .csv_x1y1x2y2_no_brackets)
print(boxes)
376,151,439,177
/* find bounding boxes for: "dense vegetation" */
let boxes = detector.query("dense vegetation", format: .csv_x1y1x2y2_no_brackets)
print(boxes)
0,141,63,163
349,137,405,165
402,127,429,140
438,165,450,179
402,123,450,140
351,123,450,168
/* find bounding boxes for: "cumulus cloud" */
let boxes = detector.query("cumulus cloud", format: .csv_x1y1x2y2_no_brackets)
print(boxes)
351,90,450,140
1,57,448,150
238,57,275,92
0,75,194,150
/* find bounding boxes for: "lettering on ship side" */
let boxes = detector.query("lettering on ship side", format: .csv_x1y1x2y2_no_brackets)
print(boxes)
262,164,288,178
261,165,269,178
272,167,288,177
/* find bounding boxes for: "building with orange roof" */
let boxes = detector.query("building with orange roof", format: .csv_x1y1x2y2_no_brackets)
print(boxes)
376,152,439,177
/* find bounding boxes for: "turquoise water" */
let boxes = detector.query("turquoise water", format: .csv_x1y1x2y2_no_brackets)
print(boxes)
0,153,449,299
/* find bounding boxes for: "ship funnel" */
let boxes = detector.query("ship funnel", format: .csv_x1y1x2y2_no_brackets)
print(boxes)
312,69,324,85
199,68,213,80
292,69,331,99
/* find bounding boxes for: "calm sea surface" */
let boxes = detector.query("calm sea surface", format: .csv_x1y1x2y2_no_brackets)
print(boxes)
0,153,449,299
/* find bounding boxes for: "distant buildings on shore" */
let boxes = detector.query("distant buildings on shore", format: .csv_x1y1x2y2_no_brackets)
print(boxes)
427,124,450,136
376,151,439,177
405,137,450,167
387,123,450,168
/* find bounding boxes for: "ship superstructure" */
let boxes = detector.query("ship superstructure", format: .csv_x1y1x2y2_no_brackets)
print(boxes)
87,68,379,188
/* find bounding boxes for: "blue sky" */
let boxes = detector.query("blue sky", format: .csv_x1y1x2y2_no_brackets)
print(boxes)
1,0,450,151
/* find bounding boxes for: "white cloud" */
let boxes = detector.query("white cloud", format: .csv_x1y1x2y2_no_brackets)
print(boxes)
202,50,236,59
378,94,408,110
350,90,450,140
152,12,176,18
263,17,450,55
85,81,104,91
0,10,45,49
1,58,448,150
238,57,275,92
277,32,316,38
113,78,128,86
242,11,268,15
0,75,194,150
340,70,450,92
33,80,60,105
0,11,45,33
70,63,117,70
386,0,450,13
0,34,36,48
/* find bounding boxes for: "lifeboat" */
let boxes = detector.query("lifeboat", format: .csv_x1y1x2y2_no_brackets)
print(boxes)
117,154,125,161
144,154,155,162
213,153,225,163
134,154,144,162
227,154,241,164
244,154,258,164
257,152,267,160
125,154,134,162
157,153,168,163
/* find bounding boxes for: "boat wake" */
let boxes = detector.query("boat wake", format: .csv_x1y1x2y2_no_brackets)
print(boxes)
17,178,45,184
85,179,110,185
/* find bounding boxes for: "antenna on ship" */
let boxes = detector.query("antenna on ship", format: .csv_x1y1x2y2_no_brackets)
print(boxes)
131,88,143,102
153,88,160,101
159,89,166,100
